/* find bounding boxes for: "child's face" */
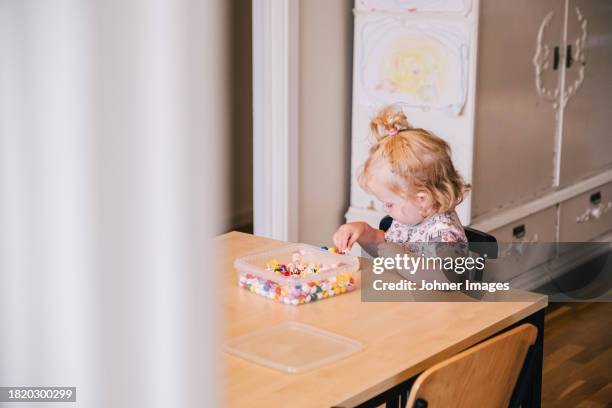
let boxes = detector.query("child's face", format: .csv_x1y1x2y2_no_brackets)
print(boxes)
368,171,432,225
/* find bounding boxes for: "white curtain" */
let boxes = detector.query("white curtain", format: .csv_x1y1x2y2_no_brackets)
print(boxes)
0,1,227,407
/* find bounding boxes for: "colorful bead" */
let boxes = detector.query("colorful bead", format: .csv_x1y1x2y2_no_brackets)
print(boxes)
321,245,346,254
265,253,324,277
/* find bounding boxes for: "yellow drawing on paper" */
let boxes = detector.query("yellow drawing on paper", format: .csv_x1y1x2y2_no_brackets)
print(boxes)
357,15,468,113
376,37,450,103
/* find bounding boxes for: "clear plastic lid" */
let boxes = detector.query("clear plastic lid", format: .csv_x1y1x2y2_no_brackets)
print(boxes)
223,322,363,373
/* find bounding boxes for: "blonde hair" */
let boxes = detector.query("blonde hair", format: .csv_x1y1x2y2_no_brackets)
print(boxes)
358,105,471,213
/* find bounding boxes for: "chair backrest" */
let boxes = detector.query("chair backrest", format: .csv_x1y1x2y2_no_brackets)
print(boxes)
463,226,498,259
378,215,498,259
379,214,394,232
406,324,538,408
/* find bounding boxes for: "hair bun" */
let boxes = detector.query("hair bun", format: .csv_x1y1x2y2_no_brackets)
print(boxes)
370,105,412,141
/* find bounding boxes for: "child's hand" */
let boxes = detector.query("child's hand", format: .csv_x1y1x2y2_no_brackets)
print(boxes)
333,222,369,252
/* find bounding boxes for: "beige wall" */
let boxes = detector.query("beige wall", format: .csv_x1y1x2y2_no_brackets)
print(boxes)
298,0,353,245
229,0,352,239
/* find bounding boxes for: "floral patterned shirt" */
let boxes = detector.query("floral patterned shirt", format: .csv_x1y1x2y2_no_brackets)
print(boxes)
384,212,467,245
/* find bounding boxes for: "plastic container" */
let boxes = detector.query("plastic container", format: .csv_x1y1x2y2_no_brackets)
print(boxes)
234,243,360,305
223,321,363,373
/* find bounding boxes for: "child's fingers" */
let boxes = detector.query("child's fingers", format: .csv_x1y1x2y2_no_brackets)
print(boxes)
347,233,359,250
337,230,351,252
333,231,346,250
333,230,343,249
342,232,353,251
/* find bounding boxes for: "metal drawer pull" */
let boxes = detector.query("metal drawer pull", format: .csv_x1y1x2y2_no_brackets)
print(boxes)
501,226,539,258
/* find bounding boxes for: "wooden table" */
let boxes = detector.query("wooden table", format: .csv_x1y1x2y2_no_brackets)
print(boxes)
219,232,548,407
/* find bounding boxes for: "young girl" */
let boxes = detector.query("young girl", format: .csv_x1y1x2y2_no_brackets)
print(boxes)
333,105,470,253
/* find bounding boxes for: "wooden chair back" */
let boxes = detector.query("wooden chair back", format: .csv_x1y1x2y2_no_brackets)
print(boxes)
407,323,538,408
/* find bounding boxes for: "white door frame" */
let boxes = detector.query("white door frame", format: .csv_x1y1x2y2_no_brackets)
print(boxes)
252,0,299,241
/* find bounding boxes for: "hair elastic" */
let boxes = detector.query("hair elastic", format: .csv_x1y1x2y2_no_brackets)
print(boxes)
387,127,410,137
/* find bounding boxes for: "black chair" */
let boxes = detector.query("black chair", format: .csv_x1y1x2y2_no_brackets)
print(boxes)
379,215,498,281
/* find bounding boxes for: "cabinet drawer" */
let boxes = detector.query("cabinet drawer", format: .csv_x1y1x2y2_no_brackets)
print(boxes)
488,207,557,243
484,208,557,282
559,183,612,242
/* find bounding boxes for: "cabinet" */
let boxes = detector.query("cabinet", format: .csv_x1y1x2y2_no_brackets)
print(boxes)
470,0,612,248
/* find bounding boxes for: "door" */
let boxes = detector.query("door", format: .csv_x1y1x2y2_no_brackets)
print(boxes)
472,0,564,217
559,0,612,186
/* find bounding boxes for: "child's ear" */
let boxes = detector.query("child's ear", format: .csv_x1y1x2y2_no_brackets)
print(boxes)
416,191,434,215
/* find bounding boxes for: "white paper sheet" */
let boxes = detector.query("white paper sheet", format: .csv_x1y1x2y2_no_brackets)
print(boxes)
356,14,469,114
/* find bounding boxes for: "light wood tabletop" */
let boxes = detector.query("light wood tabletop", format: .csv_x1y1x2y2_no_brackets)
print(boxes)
218,231,548,407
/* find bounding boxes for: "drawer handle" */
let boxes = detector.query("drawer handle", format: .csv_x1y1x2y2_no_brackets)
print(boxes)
500,233,539,258
576,201,612,224
590,191,601,205
512,224,526,239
